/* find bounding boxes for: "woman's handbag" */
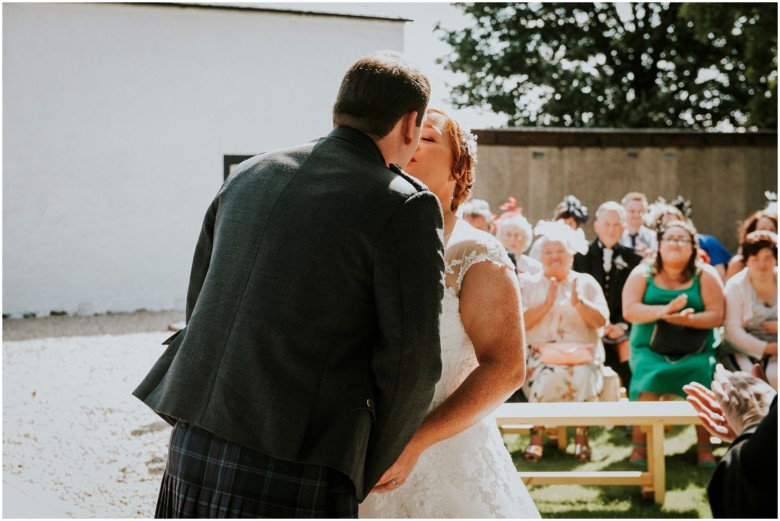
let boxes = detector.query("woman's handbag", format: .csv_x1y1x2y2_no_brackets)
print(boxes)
649,321,708,356
537,342,595,365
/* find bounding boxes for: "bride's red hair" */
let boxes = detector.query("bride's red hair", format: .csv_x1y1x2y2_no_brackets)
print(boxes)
427,108,475,212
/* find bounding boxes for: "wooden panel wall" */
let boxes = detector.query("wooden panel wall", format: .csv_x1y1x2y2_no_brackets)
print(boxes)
471,130,777,252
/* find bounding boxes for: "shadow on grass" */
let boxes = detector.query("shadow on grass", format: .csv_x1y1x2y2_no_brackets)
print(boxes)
507,425,717,518
540,507,702,519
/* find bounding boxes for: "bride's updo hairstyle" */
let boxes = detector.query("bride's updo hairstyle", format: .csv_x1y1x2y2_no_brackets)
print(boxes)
427,108,477,212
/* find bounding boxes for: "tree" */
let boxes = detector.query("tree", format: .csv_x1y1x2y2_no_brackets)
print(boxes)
437,3,777,129
679,3,777,129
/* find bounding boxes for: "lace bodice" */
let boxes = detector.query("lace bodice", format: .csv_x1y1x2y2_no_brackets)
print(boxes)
360,219,539,518
432,220,515,410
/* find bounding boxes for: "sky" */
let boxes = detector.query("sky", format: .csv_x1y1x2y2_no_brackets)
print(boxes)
257,2,509,130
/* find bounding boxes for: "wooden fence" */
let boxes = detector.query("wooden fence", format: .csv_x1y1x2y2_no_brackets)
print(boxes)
470,128,777,253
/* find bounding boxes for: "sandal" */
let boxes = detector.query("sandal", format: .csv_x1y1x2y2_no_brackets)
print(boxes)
630,442,647,466
696,444,716,468
523,427,545,463
574,427,591,462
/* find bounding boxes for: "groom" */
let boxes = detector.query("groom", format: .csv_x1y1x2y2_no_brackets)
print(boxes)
133,52,445,518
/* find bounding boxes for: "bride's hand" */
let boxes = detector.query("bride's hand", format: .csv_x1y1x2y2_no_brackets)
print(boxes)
370,440,424,494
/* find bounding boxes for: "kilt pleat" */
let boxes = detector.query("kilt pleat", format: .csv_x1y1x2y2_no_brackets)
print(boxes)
155,421,357,518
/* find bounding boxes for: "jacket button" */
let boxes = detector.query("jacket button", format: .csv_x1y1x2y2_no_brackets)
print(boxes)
366,399,374,408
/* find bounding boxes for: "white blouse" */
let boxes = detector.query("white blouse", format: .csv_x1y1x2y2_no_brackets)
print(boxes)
519,270,609,364
724,267,778,357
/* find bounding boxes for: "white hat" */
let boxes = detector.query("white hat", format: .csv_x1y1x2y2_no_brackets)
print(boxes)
533,220,589,255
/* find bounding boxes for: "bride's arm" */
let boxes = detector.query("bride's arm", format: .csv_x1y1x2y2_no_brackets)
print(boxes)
372,260,525,493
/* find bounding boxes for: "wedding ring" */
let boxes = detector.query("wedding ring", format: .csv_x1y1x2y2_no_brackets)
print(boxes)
390,479,400,488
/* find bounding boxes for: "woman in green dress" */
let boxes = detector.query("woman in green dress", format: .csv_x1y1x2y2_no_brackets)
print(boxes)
622,220,725,467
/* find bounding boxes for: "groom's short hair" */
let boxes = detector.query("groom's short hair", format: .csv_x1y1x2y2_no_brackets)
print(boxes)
333,51,430,139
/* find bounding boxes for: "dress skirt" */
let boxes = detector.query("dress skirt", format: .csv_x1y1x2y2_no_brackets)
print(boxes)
155,421,357,518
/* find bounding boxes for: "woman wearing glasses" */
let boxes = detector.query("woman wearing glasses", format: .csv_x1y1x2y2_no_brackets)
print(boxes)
622,220,725,468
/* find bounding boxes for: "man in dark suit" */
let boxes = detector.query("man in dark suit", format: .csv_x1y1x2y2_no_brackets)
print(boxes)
133,52,445,518
573,201,642,391
684,364,777,519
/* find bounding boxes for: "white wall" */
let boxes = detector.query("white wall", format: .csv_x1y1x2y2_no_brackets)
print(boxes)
3,3,403,317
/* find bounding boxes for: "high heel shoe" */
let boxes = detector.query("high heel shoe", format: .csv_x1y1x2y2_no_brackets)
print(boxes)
630,442,647,466
574,427,591,462
523,427,545,463
696,444,716,468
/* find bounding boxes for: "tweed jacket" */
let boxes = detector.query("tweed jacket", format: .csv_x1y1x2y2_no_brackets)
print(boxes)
133,127,445,501
573,240,643,326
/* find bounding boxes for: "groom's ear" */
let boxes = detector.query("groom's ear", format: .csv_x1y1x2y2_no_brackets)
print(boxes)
400,111,419,145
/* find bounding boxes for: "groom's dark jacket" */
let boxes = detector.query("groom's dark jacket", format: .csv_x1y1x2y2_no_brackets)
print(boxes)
133,127,444,500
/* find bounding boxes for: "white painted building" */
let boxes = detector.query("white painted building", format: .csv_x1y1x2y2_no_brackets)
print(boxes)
3,2,406,317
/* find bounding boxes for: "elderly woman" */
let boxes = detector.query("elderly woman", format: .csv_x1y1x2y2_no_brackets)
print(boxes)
497,214,542,277
725,210,778,280
622,220,725,467
724,230,778,388
521,220,608,462
459,198,495,234
529,195,589,260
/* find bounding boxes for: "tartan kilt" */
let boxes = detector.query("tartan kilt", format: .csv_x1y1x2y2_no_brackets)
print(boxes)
155,421,358,518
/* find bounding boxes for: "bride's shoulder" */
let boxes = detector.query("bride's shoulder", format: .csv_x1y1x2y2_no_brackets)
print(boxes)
446,220,513,269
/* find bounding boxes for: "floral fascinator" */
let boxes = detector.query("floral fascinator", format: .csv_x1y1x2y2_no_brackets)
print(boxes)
765,191,777,216
561,195,589,224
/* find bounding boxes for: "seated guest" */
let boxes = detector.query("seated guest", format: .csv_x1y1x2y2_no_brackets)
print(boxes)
725,209,778,280
620,191,657,258
529,195,589,260
724,230,778,388
684,364,777,519
498,214,542,277
670,196,733,280
646,200,686,232
521,220,608,462
647,199,728,273
574,202,643,391
622,219,725,468
460,199,495,234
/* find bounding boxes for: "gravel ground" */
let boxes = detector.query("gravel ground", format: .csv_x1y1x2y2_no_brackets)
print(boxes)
3,311,185,518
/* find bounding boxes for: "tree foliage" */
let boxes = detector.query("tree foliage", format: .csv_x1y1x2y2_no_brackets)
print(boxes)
437,3,777,129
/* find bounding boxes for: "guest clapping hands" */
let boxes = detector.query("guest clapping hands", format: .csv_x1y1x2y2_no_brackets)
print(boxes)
521,220,608,462
683,364,777,518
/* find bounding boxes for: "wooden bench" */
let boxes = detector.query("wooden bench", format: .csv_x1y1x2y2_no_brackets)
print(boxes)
493,401,701,504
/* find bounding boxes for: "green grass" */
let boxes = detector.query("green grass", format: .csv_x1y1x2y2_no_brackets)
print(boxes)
504,426,728,518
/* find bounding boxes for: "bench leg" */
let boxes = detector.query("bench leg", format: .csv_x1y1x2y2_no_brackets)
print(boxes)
642,425,654,499
557,426,568,451
650,424,665,504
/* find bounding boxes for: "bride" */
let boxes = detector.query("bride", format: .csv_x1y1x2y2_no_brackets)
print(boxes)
359,109,540,518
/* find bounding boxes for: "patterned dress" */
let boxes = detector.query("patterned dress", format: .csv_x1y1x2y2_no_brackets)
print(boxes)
520,270,608,403
360,219,539,518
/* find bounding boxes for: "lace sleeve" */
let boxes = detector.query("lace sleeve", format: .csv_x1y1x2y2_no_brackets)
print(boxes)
446,232,515,293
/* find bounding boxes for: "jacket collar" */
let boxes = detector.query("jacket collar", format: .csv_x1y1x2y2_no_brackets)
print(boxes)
328,126,386,165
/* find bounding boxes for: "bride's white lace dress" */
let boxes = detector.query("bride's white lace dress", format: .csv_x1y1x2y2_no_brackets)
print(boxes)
360,220,540,518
